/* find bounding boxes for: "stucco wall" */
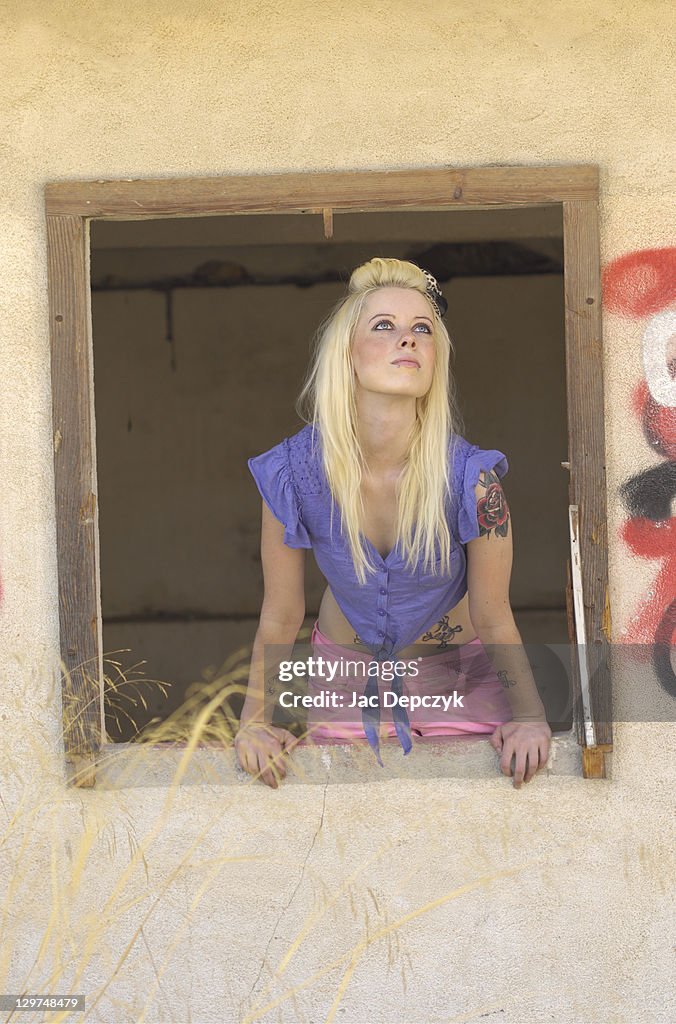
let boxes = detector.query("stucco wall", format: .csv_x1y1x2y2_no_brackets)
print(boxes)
1,2,674,1022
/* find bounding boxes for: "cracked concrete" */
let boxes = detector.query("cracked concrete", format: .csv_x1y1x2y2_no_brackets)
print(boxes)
243,782,328,1015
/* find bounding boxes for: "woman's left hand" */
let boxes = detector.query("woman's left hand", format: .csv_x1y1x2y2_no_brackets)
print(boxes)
490,720,552,788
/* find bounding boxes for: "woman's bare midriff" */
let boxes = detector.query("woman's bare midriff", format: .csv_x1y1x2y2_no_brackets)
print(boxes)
317,585,477,659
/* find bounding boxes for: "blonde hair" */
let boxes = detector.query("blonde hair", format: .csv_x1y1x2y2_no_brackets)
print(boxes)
295,257,464,585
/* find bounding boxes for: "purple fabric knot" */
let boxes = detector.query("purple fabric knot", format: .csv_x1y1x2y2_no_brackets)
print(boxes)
362,648,413,766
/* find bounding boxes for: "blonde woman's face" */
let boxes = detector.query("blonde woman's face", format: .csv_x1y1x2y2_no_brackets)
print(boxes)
351,287,436,398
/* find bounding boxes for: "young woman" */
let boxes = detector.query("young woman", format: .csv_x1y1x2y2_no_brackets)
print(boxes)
235,258,551,788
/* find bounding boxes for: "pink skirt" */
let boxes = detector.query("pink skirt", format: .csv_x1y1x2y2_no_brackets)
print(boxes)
302,621,513,746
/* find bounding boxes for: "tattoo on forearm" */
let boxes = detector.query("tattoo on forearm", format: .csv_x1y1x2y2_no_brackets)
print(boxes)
477,469,510,539
498,670,517,689
421,616,464,650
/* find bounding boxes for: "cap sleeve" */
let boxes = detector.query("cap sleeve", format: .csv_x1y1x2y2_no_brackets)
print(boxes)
248,441,312,549
457,446,509,544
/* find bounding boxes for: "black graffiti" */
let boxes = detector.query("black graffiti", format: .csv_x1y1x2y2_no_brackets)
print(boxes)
619,462,676,520
653,599,676,699
619,449,675,700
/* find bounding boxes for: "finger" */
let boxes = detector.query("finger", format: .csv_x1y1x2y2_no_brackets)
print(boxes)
523,748,540,783
235,730,266,770
258,755,279,789
248,744,275,788
269,751,287,780
235,742,255,776
266,738,289,771
539,739,551,768
512,751,527,788
489,728,503,752
500,746,516,777
245,742,275,779
266,743,291,784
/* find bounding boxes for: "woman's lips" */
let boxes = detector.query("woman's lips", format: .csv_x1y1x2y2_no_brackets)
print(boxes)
392,359,420,368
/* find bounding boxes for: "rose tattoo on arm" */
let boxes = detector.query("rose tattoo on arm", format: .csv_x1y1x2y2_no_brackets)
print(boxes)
477,469,510,539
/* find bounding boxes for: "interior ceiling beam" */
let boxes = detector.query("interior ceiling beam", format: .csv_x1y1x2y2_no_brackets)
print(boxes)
91,240,563,291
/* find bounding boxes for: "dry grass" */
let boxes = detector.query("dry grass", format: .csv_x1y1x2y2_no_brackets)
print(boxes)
0,640,563,1024
2,641,271,1021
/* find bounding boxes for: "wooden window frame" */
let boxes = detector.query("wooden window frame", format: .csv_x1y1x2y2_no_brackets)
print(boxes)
45,164,610,786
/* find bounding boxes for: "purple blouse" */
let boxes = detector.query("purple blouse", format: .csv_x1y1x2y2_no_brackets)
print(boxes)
248,424,508,660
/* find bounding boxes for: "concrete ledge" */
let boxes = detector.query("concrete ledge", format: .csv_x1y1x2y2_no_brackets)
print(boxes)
93,730,583,789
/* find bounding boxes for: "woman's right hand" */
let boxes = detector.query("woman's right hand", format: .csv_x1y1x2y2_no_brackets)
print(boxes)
234,721,300,788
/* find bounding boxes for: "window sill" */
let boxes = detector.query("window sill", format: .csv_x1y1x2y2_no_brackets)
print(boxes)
93,730,587,789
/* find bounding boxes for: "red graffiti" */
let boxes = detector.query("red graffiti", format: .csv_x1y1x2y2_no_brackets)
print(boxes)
602,247,676,318
620,517,676,645
632,379,676,461
611,247,676,692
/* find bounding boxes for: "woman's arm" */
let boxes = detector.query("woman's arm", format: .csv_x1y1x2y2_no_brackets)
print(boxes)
236,500,307,787
466,469,551,785
240,501,306,721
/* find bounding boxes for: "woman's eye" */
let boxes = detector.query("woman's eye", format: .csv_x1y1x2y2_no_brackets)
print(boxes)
374,320,431,332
